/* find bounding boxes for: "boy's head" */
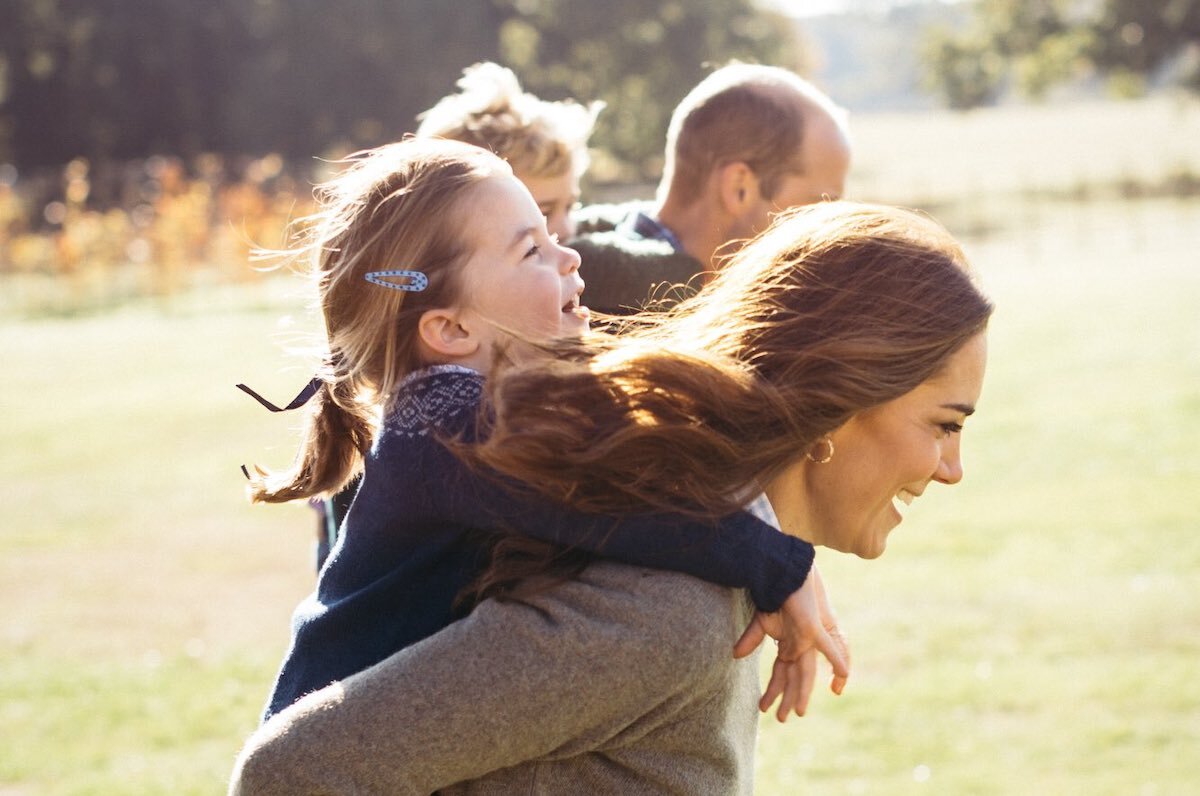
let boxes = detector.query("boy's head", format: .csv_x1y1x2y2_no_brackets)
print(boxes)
417,62,603,240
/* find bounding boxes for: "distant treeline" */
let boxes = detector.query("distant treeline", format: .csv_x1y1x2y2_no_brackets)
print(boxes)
0,0,797,177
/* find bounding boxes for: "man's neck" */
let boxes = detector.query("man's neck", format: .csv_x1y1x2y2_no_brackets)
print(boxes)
653,198,723,270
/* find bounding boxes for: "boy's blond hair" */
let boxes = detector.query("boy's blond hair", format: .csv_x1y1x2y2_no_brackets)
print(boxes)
417,62,602,179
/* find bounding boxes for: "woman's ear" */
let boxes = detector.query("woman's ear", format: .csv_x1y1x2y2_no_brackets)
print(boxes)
417,308,480,360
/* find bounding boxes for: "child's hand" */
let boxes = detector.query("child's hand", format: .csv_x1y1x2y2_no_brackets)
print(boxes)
733,565,850,722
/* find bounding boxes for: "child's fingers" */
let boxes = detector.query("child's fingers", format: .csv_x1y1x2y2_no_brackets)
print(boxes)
826,626,851,694
813,625,850,681
776,650,816,722
758,659,787,713
733,615,768,659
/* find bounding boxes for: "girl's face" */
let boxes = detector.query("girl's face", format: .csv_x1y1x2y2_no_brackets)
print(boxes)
517,166,580,242
455,170,589,361
765,332,988,559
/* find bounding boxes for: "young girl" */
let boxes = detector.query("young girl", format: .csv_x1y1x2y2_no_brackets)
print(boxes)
311,62,603,568
243,137,846,721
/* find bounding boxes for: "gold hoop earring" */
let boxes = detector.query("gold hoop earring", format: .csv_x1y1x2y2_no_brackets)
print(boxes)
806,436,835,464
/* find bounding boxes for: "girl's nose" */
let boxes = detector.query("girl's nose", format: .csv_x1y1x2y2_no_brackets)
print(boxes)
558,241,581,274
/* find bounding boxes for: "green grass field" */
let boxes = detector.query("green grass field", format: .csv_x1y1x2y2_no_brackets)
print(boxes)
3,100,1199,794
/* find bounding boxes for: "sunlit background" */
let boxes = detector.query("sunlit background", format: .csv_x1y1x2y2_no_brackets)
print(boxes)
2,1,1198,793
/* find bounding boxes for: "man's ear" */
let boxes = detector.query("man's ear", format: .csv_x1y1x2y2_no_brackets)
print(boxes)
716,161,760,216
417,308,480,360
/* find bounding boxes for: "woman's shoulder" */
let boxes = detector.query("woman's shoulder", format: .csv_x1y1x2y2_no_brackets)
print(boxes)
382,364,483,438
510,562,753,675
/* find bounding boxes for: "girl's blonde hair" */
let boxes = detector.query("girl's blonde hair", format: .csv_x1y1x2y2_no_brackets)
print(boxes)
417,62,602,180
472,201,994,519
248,137,507,504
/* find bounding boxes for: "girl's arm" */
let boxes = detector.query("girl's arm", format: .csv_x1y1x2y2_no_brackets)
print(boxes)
421,438,813,613
230,564,751,795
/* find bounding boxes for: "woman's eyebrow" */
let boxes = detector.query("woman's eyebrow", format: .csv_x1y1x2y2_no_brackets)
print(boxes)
942,403,976,416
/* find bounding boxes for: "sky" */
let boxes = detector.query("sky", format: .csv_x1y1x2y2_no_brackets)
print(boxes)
759,0,962,18
759,0,860,16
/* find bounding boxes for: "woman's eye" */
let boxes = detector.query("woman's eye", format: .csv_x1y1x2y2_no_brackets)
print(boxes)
939,422,964,436
524,244,540,258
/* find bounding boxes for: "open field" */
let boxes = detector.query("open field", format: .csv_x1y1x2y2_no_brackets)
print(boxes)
3,100,1199,793
849,94,1200,205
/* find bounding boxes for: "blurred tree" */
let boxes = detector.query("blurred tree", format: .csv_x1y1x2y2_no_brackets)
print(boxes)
0,0,798,177
225,0,505,159
0,0,250,166
493,0,800,179
921,27,1006,109
921,0,1200,108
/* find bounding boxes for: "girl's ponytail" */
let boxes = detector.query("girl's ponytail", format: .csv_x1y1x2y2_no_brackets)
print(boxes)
246,371,374,504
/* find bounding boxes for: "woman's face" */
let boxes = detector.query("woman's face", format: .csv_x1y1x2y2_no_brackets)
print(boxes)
765,332,988,559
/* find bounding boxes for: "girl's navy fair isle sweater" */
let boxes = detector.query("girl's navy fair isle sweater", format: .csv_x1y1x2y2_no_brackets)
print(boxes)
264,365,814,719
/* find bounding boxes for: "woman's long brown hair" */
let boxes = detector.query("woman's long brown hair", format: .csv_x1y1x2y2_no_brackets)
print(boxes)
473,201,994,522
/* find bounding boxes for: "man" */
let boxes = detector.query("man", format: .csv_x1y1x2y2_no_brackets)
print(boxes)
572,62,852,314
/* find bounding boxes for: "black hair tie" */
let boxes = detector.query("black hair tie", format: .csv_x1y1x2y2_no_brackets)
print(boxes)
235,377,323,412
235,377,323,480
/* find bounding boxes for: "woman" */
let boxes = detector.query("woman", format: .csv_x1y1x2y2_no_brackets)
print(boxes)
230,201,993,795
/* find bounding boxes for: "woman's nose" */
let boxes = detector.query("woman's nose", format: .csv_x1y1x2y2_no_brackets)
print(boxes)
934,445,964,485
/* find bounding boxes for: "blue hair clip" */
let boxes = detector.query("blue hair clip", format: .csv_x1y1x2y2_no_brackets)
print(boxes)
364,270,428,292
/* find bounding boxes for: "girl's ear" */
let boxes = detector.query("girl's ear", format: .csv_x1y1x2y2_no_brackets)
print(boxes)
417,308,480,361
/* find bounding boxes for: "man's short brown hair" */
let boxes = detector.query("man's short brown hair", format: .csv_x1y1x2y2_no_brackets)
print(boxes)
662,63,843,203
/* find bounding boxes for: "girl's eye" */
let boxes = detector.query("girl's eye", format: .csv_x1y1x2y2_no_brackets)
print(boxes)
939,422,964,436
524,244,540,258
